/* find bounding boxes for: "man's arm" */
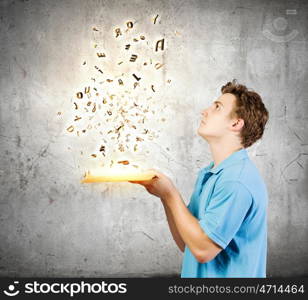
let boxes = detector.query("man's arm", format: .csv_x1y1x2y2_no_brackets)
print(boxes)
129,172,222,263
162,191,223,263
162,201,185,252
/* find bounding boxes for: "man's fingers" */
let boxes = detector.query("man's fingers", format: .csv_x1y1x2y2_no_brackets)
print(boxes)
129,174,159,186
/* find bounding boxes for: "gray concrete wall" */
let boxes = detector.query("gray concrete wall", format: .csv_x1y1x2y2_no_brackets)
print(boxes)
0,0,307,277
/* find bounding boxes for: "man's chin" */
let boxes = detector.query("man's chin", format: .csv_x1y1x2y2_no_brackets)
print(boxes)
197,128,207,139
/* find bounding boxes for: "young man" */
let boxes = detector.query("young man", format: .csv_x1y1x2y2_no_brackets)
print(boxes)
130,80,269,278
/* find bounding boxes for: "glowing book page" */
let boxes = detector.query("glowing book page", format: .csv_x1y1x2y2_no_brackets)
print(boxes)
81,170,157,183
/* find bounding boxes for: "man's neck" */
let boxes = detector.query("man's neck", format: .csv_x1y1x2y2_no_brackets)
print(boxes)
209,141,244,169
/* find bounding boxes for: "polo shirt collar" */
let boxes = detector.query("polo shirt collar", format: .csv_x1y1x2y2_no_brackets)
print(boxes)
205,148,248,174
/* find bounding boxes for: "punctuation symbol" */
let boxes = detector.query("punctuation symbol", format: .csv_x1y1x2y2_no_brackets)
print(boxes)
262,15,298,43
3,281,20,297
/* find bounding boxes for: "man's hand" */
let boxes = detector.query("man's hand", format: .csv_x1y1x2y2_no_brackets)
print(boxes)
129,169,178,200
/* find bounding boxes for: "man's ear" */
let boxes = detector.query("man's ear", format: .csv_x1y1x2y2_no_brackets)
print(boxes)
231,118,244,131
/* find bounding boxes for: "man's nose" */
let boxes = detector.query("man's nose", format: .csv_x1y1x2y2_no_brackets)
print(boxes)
201,109,208,117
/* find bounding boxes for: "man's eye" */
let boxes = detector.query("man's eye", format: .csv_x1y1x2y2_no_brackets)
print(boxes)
215,104,220,109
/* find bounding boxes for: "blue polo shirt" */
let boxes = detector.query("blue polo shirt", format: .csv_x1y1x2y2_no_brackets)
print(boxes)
181,148,268,278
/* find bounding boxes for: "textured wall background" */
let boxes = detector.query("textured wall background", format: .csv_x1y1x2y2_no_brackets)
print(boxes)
0,0,307,277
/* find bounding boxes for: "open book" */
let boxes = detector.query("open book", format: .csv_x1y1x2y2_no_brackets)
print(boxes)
81,170,157,183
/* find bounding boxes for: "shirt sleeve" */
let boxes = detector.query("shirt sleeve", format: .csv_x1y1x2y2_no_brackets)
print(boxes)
199,181,253,249
186,169,206,214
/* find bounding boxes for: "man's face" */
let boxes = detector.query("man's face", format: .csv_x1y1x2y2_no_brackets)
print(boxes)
197,93,238,140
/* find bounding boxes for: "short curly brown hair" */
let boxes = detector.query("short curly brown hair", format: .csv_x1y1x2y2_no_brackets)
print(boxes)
221,80,269,148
